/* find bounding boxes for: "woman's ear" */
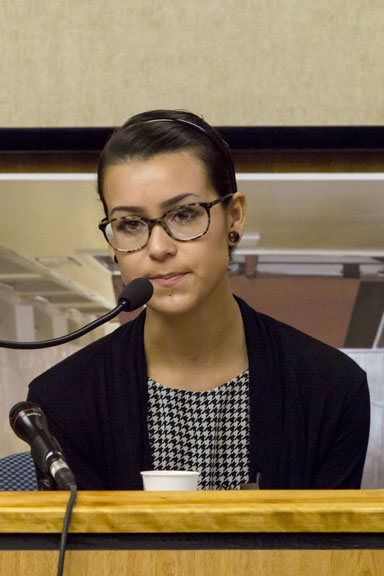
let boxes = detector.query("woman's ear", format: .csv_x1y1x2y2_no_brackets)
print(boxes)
109,246,119,265
227,192,246,238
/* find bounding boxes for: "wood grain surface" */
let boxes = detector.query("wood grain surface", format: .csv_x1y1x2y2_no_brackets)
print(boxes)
1,490,384,534
1,549,383,576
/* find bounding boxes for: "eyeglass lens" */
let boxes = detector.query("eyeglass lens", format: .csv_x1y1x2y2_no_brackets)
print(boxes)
105,204,209,251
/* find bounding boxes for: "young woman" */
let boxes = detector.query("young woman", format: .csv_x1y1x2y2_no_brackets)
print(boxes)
28,109,370,490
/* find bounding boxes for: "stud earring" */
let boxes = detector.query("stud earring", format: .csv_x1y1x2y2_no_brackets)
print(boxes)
228,230,240,244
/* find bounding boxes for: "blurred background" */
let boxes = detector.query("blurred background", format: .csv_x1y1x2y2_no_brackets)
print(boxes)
0,0,383,487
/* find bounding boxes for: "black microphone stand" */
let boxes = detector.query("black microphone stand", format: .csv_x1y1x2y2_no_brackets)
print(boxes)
0,278,153,349
0,305,125,349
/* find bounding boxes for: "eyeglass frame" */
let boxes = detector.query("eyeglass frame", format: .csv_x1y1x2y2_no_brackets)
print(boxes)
98,193,234,253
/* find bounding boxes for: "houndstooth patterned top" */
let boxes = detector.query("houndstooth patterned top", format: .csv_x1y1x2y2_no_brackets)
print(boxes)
147,370,250,490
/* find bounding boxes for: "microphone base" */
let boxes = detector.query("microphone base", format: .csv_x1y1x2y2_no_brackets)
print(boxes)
38,475,55,491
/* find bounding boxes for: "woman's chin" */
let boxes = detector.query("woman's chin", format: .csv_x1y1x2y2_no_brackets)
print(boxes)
146,290,200,318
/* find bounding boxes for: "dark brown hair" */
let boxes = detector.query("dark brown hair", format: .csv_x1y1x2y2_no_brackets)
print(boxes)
97,109,237,216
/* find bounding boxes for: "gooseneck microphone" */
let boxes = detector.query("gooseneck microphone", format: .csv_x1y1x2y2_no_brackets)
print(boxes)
0,277,154,349
9,401,76,490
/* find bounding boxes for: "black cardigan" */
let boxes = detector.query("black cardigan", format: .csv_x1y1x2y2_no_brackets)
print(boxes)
27,297,370,490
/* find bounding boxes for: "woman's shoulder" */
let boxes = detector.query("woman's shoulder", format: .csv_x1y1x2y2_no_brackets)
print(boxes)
28,312,145,392
27,312,147,442
236,296,366,383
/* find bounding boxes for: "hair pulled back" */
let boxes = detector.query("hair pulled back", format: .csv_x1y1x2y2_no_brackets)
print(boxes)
97,109,236,217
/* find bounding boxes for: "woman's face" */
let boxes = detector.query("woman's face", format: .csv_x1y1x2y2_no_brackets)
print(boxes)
103,151,245,317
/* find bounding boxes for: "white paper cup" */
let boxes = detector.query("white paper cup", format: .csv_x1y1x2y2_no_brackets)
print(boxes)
141,470,200,491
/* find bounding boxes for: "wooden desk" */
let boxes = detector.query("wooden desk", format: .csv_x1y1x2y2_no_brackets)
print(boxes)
1,490,383,575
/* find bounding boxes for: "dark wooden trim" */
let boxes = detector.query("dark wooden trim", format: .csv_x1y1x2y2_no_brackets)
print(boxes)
1,127,384,153
1,532,384,551
221,126,384,151
0,128,113,153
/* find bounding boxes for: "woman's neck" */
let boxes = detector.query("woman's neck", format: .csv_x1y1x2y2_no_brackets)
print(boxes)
144,287,246,375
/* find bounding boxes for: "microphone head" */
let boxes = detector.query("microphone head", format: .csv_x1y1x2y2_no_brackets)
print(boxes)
9,401,48,443
118,278,154,311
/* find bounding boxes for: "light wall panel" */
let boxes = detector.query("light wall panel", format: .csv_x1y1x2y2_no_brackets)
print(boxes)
0,0,383,127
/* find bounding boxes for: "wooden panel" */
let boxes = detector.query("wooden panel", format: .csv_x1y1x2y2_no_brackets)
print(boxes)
2,150,384,174
1,550,384,576
233,150,384,173
1,491,384,534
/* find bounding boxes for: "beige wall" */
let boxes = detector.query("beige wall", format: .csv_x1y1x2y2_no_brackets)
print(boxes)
1,0,383,127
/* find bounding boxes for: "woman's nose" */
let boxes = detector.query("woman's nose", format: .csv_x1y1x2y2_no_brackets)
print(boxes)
146,223,177,259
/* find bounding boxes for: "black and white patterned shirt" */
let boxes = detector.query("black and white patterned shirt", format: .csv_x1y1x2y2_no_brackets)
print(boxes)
147,370,250,490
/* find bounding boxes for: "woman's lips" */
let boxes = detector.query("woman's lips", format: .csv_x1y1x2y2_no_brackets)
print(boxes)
150,273,186,287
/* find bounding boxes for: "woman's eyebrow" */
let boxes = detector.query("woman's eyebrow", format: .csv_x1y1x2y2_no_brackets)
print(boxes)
110,193,199,216
160,193,199,209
